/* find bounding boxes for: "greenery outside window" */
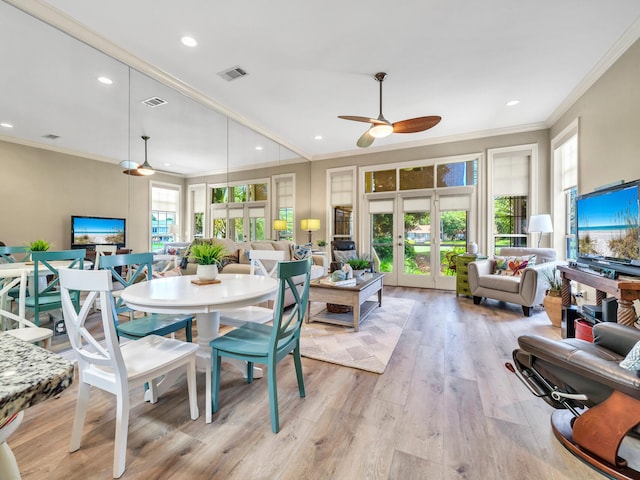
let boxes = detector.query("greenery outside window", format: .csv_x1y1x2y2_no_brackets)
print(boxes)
494,195,527,253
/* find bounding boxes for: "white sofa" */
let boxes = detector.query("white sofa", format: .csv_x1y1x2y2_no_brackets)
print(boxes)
468,247,566,317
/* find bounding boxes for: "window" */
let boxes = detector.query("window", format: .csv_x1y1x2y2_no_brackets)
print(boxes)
552,119,579,259
328,167,356,241
487,149,532,254
493,196,528,252
151,184,180,251
273,175,294,241
209,179,269,242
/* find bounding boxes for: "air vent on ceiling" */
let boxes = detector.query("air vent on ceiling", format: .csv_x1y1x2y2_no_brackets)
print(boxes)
42,134,60,140
218,66,248,81
141,96,168,108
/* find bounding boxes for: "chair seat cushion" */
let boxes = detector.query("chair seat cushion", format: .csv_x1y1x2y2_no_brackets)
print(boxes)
116,313,193,338
24,293,61,307
477,274,521,293
211,323,273,357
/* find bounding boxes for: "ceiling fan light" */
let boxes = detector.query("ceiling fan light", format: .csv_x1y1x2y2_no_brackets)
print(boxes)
136,161,155,176
369,123,393,138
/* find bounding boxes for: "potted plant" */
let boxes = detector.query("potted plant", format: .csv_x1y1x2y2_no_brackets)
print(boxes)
27,239,51,252
347,256,371,278
542,268,563,327
188,243,227,281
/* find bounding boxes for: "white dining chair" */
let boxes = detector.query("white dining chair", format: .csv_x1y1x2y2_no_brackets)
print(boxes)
59,268,199,479
1,270,52,348
93,244,118,269
219,249,285,327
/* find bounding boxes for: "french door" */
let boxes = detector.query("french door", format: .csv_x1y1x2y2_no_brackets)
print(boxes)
366,190,474,289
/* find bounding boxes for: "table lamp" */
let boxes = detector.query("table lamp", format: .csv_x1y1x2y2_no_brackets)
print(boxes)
528,214,553,247
301,218,320,244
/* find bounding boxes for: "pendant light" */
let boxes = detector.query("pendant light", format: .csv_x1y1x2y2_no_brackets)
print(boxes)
136,135,155,176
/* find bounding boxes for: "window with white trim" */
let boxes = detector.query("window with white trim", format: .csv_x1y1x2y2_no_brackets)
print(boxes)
552,119,579,260
151,184,180,251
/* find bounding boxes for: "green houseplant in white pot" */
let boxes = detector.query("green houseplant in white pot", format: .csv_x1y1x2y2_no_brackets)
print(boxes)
188,243,227,281
347,256,371,278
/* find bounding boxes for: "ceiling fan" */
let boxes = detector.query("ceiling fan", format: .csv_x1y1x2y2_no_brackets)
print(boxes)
338,72,441,148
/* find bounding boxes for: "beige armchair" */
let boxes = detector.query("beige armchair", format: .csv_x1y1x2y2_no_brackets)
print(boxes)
468,247,566,316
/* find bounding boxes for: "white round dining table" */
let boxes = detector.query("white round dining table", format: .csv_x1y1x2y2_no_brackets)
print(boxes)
121,273,279,422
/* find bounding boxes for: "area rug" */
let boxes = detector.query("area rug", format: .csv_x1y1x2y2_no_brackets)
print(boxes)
300,297,414,374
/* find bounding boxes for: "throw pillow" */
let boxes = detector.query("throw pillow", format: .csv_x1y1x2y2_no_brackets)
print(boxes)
291,243,313,260
333,249,358,263
621,340,640,371
493,255,536,276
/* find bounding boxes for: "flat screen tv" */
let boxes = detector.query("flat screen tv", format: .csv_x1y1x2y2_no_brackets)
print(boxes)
576,180,640,268
71,215,126,249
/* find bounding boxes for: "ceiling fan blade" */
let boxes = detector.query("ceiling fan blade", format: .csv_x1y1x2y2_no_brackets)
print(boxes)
357,129,375,148
392,116,442,134
338,115,387,125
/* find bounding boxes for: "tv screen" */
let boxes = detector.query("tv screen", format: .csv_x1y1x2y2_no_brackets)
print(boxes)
577,181,639,263
71,215,126,248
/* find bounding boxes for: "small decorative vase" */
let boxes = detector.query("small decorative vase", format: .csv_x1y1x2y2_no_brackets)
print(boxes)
467,242,478,254
197,264,218,281
543,290,562,327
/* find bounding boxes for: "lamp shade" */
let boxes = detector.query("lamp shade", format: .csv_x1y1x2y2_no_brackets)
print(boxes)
273,219,287,231
169,224,180,235
301,218,321,231
527,214,553,233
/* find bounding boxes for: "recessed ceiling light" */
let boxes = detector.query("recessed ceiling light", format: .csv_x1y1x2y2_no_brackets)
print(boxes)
314,135,323,140
181,36,197,47
1,122,14,128
164,163,171,167
97,76,113,85
255,146,263,151
506,100,520,107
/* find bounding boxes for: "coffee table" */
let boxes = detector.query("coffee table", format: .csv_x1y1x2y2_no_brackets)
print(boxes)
306,272,384,332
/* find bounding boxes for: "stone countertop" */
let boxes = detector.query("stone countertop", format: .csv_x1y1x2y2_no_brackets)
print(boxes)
0,333,74,421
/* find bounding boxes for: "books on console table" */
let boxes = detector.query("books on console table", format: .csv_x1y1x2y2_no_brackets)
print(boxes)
320,277,357,287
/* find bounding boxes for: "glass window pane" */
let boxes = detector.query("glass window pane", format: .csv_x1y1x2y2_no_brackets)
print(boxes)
371,213,394,272
231,185,247,203
213,218,226,239
404,211,430,274
334,206,352,238
250,183,268,201
440,210,468,275
437,160,477,187
400,166,434,191
364,169,396,193
212,187,228,204
193,212,204,238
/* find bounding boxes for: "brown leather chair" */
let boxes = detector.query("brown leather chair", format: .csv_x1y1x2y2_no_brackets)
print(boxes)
508,322,640,479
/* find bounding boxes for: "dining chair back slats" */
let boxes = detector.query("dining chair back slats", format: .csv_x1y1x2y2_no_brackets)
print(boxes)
218,250,285,328
210,257,312,433
59,268,199,478
99,252,193,342
25,249,85,326
0,246,31,264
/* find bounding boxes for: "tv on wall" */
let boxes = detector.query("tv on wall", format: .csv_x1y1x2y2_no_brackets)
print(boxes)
71,215,126,249
576,180,640,274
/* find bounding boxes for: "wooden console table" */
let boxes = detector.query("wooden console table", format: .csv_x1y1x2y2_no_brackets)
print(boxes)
558,265,640,327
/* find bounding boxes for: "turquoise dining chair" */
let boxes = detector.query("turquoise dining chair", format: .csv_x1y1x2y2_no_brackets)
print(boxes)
99,252,193,342
210,257,312,433
0,246,31,263
25,249,85,326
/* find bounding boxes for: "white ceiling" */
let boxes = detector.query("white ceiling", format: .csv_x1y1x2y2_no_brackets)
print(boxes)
2,0,640,176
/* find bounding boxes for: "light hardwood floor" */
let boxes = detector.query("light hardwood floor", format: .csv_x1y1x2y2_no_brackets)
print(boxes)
10,288,614,479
